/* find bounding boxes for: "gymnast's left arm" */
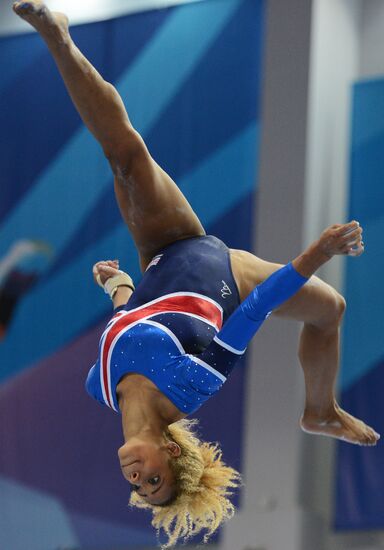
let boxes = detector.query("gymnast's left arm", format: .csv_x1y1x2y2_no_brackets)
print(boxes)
212,262,308,354
210,220,364,354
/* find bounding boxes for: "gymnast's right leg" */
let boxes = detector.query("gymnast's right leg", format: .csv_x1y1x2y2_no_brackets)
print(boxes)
14,1,205,270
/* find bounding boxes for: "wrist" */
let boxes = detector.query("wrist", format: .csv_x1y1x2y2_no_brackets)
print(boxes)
112,285,134,308
292,242,331,278
103,271,135,300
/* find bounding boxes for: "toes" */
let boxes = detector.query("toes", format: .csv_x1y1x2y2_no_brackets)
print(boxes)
13,2,31,13
13,1,44,17
360,425,380,445
352,428,373,446
367,429,380,446
300,407,380,447
356,428,378,446
335,409,380,445
12,2,22,14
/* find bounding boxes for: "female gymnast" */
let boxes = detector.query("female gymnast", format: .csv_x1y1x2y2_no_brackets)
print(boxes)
13,2,380,547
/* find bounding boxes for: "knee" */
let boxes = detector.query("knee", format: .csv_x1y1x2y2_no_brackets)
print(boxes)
316,288,346,331
104,128,147,178
333,291,346,323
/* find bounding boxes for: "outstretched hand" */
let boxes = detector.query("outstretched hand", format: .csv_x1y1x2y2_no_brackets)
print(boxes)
93,259,120,287
318,221,364,258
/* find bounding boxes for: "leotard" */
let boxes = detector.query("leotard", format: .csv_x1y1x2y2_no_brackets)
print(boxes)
86,236,307,413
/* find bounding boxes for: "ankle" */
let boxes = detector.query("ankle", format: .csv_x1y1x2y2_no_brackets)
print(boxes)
43,28,71,53
37,12,70,47
303,400,337,421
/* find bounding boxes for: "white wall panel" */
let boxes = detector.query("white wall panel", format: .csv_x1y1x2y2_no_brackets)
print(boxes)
0,0,203,36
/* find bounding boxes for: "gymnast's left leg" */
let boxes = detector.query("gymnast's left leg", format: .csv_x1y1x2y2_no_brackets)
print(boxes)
13,1,206,271
230,249,379,446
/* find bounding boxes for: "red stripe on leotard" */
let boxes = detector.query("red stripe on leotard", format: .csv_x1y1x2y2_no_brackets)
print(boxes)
100,293,223,410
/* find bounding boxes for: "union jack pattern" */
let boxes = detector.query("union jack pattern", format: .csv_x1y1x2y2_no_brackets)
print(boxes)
98,292,224,410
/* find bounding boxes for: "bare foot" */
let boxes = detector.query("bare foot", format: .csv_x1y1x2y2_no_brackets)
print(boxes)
13,1,68,42
300,402,380,446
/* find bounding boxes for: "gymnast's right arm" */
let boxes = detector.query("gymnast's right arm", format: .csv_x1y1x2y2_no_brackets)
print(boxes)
92,260,135,309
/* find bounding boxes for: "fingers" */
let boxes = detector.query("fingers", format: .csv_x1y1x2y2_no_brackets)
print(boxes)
341,227,362,241
335,220,360,236
93,259,119,271
337,221,364,256
92,259,120,286
96,260,119,267
98,265,118,276
340,228,362,248
347,244,364,257
320,220,365,258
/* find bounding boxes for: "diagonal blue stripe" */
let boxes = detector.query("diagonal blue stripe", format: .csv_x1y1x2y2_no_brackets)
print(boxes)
147,0,264,179
0,9,171,223
0,121,259,381
182,123,259,223
118,0,244,132
0,0,242,260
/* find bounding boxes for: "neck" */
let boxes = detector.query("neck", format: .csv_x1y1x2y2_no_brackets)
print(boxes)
119,391,169,443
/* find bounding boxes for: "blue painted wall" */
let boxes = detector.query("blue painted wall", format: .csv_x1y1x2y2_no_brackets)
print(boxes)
335,78,384,530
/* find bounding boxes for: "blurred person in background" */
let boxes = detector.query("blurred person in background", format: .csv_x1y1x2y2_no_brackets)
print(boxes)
0,239,51,339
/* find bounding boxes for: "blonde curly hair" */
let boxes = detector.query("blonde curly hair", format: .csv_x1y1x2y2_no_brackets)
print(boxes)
129,418,242,548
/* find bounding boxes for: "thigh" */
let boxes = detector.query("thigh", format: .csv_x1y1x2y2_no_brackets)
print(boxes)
112,134,205,270
229,248,342,326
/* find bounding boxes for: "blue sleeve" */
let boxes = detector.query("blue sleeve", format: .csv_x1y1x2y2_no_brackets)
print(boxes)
214,263,308,353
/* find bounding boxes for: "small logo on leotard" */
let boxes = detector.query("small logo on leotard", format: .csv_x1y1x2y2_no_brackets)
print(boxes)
221,280,232,298
145,254,163,271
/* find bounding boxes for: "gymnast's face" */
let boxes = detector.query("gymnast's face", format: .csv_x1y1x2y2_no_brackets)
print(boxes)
118,439,181,505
